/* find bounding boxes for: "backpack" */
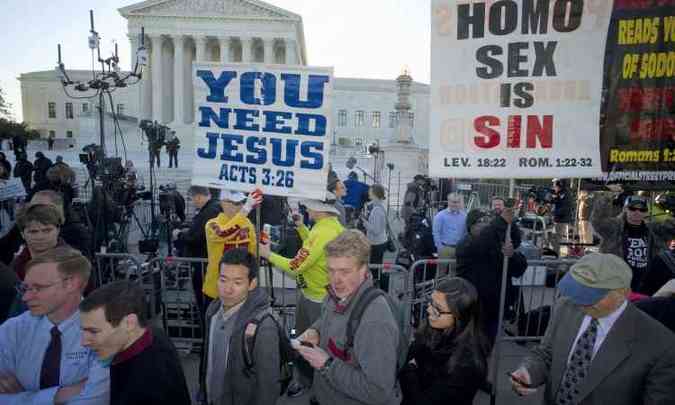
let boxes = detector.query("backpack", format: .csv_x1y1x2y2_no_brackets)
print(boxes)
241,309,296,396
346,287,410,372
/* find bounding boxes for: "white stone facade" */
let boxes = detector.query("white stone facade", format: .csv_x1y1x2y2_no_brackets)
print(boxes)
18,0,431,152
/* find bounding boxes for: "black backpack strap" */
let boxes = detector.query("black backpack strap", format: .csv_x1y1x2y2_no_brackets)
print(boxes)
242,309,277,375
345,287,386,351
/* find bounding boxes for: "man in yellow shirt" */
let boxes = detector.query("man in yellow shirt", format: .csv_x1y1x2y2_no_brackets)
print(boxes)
203,189,261,309
260,192,344,396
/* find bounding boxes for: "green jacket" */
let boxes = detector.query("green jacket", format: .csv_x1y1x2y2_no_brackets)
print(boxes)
269,216,344,302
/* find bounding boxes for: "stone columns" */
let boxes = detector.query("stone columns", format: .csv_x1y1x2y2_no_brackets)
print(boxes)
173,35,185,125
196,36,208,62
264,39,274,64
129,36,139,67
219,37,230,63
286,39,297,65
150,34,163,123
241,37,252,62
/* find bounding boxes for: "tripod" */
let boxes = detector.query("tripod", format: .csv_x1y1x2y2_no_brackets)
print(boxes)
110,203,150,253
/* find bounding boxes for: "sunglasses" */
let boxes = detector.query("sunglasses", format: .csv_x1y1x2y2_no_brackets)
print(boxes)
627,206,648,213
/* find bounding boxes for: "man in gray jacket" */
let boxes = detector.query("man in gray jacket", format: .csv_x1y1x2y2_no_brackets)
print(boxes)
510,253,675,404
201,248,281,405
295,230,401,405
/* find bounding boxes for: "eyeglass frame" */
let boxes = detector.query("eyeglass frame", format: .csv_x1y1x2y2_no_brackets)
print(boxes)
16,277,72,295
427,301,454,319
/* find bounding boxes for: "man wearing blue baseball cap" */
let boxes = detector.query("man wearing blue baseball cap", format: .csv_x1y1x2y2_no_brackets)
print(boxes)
510,253,675,405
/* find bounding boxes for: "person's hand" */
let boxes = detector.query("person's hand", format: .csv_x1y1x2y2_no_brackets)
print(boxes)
291,209,304,228
259,239,271,259
0,372,23,394
502,240,515,258
510,367,537,396
172,228,183,240
299,328,320,346
242,189,263,214
54,379,87,405
297,345,330,369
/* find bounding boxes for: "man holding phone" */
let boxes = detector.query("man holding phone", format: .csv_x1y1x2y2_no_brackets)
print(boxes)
293,230,401,405
511,253,675,404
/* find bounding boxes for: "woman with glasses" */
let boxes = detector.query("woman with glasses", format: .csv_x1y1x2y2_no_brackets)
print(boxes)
399,277,490,405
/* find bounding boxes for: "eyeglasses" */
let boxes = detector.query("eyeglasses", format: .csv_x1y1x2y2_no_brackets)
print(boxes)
627,206,648,213
428,302,453,319
16,277,70,295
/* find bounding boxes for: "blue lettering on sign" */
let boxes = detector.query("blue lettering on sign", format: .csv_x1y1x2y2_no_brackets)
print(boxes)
270,138,297,167
300,142,324,169
197,70,237,103
246,136,267,164
220,133,244,162
233,109,260,132
198,107,231,129
262,111,293,134
240,72,276,105
295,113,326,136
281,74,330,109
197,132,220,159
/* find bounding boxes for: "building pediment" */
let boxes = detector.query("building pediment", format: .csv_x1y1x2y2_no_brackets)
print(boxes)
119,0,300,20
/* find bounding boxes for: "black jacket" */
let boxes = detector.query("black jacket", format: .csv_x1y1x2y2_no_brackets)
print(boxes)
13,160,32,180
110,327,191,405
33,156,52,184
550,189,572,223
400,330,488,405
635,297,675,334
0,159,10,178
0,262,18,324
638,250,675,296
456,216,527,336
179,198,221,258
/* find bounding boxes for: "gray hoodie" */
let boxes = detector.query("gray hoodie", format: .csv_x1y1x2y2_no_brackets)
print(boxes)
311,278,402,405
202,288,281,405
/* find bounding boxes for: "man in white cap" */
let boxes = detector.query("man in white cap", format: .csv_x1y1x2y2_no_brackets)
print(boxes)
202,189,261,311
510,253,675,405
260,192,344,397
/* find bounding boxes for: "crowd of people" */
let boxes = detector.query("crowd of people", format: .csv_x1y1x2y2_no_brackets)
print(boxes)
1,164,675,405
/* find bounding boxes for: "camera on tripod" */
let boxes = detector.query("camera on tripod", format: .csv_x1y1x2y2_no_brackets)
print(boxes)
139,119,169,149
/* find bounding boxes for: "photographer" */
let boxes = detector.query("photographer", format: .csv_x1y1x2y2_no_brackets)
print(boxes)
174,186,221,315
550,179,573,255
401,175,427,224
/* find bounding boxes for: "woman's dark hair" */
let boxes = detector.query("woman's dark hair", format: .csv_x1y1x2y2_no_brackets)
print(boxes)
370,184,386,200
417,277,490,376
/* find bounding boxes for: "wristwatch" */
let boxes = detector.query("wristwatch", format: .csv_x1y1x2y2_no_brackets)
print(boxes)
319,356,334,375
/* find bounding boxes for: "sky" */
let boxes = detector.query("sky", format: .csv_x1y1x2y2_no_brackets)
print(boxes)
0,0,430,122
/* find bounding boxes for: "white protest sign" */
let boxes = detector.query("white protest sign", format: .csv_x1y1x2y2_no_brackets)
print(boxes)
192,63,334,199
0,178,26,201
430,0,612,178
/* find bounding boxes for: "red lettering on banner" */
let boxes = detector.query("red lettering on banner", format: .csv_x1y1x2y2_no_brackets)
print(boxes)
614,0,675,10
289,248,310,271
629,117,675,142
473,115,554,149
617,86,675,112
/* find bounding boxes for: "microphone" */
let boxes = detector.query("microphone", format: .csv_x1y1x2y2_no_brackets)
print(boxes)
346,157,357,170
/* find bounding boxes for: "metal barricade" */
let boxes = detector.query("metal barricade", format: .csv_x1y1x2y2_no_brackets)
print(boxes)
94,252,163,331
369,263,412,339
94,253,145,288
489,258,577,404
407,259,458,328
153,256,208,354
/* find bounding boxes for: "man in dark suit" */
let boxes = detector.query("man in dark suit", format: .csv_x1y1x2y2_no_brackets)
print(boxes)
174,186,221,315
510,253,675,405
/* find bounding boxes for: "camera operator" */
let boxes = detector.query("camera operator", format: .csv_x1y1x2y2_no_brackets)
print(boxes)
401,175,428,224
173,186,221,315
550,178,573,255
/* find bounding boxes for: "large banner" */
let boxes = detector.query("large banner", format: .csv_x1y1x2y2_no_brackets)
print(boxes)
192,64,333,199
430,0,613,178
600,0,675,181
